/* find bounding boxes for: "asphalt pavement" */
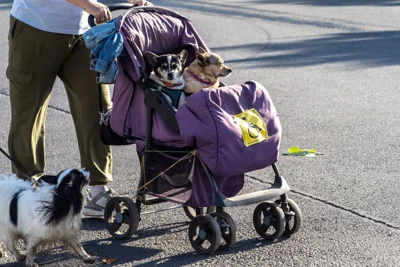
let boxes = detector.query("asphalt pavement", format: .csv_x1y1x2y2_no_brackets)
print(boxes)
0,0,399,266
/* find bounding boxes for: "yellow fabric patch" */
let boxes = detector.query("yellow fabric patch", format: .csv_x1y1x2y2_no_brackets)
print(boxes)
233,108,269,147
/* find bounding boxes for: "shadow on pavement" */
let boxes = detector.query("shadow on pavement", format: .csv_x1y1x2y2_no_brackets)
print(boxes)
0,219,292,266
153,0,363,32
132,236,288,267
0,238,162,267
82,217,189,236
137,221,189,236
79,218,291,266
83,238,162,264
213,31,400,69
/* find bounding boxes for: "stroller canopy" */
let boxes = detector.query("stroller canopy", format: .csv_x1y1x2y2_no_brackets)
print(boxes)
110,7,209,142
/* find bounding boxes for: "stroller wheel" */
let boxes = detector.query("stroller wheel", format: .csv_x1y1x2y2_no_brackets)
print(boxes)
282,198,302,236
253,201,285,241
188,214,221,254
210,212,237,250
183,206,216,220
104,197,139,240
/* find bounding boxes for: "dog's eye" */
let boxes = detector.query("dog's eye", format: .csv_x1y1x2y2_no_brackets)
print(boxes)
171,63,177,69
161,63,168,69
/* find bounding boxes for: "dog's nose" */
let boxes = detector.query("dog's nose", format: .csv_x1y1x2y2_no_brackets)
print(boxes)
167,73,174,80
227,69,232,73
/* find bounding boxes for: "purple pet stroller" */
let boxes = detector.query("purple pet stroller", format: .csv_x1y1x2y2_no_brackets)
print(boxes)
89,4,302,254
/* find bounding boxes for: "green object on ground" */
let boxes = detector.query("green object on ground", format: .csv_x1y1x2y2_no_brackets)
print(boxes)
282,146,324,157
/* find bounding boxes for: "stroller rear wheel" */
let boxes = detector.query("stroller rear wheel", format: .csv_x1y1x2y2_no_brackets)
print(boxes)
253,201,285,241
104,197,139,240
188,214,221,254
210,212,237,250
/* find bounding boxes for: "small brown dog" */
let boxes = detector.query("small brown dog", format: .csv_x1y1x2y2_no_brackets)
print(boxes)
183,47,232,94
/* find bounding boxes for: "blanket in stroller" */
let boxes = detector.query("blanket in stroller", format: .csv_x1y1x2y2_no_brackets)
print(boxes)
176,81,281,177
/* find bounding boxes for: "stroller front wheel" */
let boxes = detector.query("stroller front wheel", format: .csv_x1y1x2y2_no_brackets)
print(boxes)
253,201,285,241
210,211,237,250
188,214,221,254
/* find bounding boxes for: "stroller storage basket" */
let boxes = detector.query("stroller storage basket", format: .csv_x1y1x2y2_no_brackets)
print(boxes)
137,145,245,208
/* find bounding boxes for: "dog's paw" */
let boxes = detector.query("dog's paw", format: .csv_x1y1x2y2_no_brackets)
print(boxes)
83,255,97,264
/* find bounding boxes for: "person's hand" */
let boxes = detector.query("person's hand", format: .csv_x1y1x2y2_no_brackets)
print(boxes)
128,0,153,6
85,1,112,24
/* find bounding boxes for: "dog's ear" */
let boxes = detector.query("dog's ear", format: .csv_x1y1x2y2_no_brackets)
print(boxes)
198,47,207,54
57,172,78,195
196,51,209,66
179,50,188,65
39,175,58,185
145,51,158,66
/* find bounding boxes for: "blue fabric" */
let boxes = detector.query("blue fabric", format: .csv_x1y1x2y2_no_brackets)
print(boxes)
89,38,107,69
83,20,116,48
83,19,124,84
98,61,119,84
94,32,124,74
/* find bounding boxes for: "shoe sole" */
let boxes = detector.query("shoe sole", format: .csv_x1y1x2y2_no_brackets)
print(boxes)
82,208,104,217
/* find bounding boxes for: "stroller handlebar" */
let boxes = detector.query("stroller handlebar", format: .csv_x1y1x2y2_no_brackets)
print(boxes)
88,3,137,28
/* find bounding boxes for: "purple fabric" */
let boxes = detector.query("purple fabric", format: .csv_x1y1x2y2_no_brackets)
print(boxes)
110,7,209,141
175,81,282,177
186,158,244,207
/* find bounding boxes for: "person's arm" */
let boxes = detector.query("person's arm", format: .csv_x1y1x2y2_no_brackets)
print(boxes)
66,0,111,24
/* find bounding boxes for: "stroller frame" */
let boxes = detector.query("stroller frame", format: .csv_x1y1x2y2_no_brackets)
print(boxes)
93,4,302,254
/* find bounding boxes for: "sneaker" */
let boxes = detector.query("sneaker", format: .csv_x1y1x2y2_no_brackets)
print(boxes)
83,188,115,217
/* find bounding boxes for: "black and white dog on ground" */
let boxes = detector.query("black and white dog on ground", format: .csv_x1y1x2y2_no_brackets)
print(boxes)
0,168,96,267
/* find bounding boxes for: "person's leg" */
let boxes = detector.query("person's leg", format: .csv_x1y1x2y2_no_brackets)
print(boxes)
7,16,69,179
58,35,113,216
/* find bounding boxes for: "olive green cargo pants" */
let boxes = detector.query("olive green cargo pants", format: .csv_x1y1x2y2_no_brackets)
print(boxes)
7,16,112,185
